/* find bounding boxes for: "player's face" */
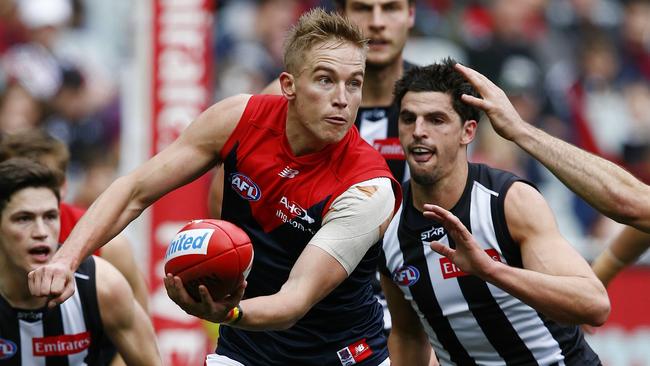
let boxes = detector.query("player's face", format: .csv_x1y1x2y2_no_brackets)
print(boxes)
0,187,59,273
291,40,365,150
343,0,414,68
398,91,476,185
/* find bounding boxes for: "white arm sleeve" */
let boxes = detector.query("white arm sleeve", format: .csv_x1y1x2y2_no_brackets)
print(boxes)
308,177,395,275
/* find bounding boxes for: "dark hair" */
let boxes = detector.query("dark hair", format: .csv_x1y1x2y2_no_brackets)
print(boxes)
0,158,61,214
334,0,416,9
393,57,481,123
0,129,69,185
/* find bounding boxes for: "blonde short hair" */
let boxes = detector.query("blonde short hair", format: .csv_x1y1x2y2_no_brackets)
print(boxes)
284,8,367,75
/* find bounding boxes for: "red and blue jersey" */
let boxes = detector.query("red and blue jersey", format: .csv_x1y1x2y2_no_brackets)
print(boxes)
216,95,400,366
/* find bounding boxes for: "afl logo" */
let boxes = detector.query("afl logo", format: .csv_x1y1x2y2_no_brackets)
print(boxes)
0,338,17,360
230,173,261,201
392,265,420,286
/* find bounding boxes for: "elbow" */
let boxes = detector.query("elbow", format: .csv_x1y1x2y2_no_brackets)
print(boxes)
582,290,611,327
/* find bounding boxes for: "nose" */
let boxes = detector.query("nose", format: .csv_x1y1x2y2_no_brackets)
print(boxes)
332,82,348,109
32,217,50,240
412,117,428,139
369,6,386,31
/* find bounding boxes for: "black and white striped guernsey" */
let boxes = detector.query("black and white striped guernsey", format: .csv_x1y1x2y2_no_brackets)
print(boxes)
380,163,601,366
0,256,110,366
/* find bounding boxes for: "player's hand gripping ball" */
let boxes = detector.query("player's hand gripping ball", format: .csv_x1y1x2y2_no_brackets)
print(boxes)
164,219,253,301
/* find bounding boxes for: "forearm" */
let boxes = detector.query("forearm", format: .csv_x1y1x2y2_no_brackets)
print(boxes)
388,330,432,366
592,227,650,287
233,292,307,331
482,261,609,325
55,176,149,270
515,124,650,230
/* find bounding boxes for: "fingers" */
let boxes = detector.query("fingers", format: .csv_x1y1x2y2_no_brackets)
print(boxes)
28,265,75,307
430,241,454,258
423,204,474,244
164,274,195,305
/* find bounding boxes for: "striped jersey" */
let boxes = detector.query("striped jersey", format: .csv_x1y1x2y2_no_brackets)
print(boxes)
380,163,601,365
0,257,110,365
216,95,400,366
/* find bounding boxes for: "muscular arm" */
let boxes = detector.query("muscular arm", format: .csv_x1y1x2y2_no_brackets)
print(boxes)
29,94,250,305
381,274,433,366
96,257,161,366
454,63,650,232
592,226,650,287
100,234,149,311
426,182,610,326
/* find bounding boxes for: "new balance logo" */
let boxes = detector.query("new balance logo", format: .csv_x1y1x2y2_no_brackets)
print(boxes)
279,166,299,178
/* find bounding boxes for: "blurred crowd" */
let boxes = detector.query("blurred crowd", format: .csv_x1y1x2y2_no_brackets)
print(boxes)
1,0,650,258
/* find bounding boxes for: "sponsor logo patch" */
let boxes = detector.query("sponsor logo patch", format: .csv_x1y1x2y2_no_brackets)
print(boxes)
337,339,372,365
229,173,261,201
0,338,17,360
278,166,299,179
440,249,502,279
372,138,405,160
165,228,213,261
392,265,420,286
32,332,91,357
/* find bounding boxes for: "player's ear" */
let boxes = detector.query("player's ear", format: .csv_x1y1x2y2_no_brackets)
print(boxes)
279,72,296,100
461,119,478,145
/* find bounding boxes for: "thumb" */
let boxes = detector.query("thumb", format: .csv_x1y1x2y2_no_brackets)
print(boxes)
430,241,454,258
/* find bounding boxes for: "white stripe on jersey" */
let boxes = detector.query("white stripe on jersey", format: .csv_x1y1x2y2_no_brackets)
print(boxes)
382,181,566,365
18,283,89,365
358,115,389,145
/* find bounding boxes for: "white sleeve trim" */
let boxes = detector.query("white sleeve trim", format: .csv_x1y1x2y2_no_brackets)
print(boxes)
308,177,395,275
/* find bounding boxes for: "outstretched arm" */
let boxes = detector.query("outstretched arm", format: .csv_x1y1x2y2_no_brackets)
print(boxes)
454,63,650,232
425,182,610,326
592,226,650,287
29,94,250,307
96,257,162,366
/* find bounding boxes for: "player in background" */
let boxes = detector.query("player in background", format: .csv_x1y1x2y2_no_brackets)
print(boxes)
0,130,149,311
29,9,400,366
0,158,161,366
380,59,609,365
0,130,150,366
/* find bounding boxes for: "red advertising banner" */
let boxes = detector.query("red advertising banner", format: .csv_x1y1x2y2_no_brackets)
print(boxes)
150,0,215,365
586,266,650,366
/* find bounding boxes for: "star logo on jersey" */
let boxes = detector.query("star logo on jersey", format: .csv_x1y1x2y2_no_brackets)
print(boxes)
421,226,445,242
0,338,17,360
278,166,299,179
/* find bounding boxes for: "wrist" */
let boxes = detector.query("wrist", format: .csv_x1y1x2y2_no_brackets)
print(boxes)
222,305,243,326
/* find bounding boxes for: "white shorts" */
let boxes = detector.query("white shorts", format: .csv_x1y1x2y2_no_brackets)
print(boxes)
205,354,391,366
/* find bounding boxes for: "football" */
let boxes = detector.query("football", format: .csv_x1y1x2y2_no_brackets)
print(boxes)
164,219,253,301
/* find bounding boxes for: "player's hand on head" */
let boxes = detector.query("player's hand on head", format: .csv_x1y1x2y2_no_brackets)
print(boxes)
28,262,76,308
423,204,497,277
453,63,525,142
164,274,246,323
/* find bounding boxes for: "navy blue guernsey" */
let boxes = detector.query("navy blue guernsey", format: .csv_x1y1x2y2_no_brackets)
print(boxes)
216,95,400,366
0,257,111,365
380,163,601,365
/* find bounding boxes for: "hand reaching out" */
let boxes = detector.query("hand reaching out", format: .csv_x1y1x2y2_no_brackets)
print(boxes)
423,204,499,278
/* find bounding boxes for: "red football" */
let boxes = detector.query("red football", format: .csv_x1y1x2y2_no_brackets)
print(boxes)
164,219,253,301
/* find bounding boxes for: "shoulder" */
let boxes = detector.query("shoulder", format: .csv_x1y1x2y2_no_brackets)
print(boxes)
93,256,133,313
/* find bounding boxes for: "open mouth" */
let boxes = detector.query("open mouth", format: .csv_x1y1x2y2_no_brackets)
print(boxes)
28,245,52,262
409,146,435,162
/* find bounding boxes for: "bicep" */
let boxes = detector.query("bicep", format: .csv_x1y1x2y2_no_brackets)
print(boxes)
505,182,594,277
128,94,249,203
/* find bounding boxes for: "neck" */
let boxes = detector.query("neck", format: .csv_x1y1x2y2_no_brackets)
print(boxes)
410,161,469,213
0,267,45,309
362,58,404,107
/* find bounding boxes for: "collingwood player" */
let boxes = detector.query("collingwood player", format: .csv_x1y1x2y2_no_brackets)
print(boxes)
379,60,610,365
0,158,161,366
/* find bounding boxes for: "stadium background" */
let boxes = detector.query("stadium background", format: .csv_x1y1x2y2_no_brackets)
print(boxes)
0,0,648,364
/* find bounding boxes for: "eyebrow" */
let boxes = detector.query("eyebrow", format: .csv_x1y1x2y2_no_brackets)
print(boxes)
313,65,364,79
